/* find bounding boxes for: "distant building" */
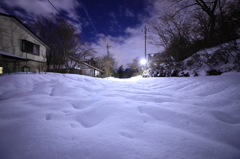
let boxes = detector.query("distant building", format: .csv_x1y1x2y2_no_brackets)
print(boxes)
0,13,49,74
148,53,174,68
68,57,103,77
49,57,103,77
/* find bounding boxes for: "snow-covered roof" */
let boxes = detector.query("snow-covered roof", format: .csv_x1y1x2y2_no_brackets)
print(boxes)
0,50,26,60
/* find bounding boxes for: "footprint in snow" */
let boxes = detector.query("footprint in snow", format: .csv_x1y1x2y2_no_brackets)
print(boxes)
46,113,54,120
71,104,88,110
70,123,78,128
119,132,134,139
75,107,115,128
62,110,72,116
212,111,240,124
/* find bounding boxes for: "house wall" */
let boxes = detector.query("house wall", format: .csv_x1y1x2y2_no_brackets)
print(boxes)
82,68,94,77
0,16,47,63
95,70,101,76
0,56,47,73
20,61,47,73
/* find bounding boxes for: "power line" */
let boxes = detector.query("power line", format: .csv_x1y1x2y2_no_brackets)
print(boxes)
48,0,60,14
47,0,88,43
47,0,104,55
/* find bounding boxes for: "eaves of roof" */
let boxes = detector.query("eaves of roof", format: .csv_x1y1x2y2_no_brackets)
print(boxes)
0,50,26,60
0,13,50,49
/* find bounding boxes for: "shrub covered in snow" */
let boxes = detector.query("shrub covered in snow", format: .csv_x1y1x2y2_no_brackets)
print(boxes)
147,39,240,77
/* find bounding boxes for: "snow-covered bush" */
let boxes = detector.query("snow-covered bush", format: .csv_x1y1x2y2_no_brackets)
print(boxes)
147,40,239,77
186,59,194,67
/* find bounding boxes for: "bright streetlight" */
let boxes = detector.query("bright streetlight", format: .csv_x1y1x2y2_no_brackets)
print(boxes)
140,59,147,65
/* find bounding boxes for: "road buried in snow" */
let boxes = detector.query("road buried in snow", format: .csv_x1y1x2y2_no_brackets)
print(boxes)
0,73,240,159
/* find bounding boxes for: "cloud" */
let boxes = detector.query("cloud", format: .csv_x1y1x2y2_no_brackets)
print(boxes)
0,5,8,14
109,12,118,25
125,8,134,18
1,0,163,68
0,0,82,28
93,28,161,67
84,21,90,27
2,0,55,15
1,0,83,35
91,0,164,67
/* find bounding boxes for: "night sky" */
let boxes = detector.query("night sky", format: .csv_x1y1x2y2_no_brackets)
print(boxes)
0,0,161,66
78,0,151,41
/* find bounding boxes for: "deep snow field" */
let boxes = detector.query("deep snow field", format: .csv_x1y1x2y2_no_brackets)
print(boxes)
0,73,240,159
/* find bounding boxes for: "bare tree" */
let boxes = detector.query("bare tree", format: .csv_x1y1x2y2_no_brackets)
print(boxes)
30,14,93,72
127,57,141,70
97,54,117,77
66,42,94,72
219,40,240,66
150,0,239,62
127,57,142,75
195,0,219,40
150,12,193,61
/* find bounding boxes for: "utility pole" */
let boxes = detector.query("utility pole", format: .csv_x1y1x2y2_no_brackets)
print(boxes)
106,43,111,57
142,25,149,67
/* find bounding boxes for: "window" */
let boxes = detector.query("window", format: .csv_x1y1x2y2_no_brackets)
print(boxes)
22,40,39,55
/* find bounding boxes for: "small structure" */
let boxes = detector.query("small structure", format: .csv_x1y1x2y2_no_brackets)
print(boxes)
69,57,103,77
50,57,103,77
0,13,49,74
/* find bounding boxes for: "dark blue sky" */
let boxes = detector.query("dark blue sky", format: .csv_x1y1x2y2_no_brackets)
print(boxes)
0,0,160,66
76,0,151,41
0,0,151,42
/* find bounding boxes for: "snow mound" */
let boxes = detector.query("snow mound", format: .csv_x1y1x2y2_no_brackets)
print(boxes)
183,39,240,76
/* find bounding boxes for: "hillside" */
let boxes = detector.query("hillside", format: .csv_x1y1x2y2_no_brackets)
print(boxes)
147,39,240,77
183,39,240,76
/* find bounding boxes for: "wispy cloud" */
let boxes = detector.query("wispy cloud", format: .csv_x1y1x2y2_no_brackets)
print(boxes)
1,0,163,67
0,0,82,30
1,0,53,15
109,12,118,25
91,1,163,67
81,2,98,35
125,8,134,18
0,5,8,14
93,28,161,67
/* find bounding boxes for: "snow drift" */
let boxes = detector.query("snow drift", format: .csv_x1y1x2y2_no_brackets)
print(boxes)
0,73,240,159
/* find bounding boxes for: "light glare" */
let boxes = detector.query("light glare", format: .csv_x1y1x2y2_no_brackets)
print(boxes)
140,59,147,65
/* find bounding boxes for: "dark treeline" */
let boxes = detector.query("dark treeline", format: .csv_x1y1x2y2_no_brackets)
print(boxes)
30,14,94,73
29,14,118,77
149,0,240,62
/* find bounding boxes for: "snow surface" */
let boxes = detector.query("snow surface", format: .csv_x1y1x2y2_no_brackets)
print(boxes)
0,73,240,159
183,39,240,76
